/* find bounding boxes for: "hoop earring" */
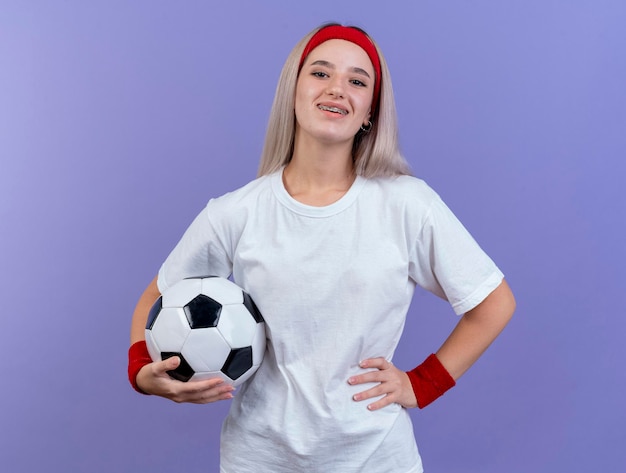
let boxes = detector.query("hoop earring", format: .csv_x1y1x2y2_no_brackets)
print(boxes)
360,121,373,133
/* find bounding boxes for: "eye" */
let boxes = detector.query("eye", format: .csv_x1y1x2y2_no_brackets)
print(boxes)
311,71,328,78
350,79,367,87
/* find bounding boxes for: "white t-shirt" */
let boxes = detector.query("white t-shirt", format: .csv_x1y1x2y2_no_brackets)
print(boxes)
157,169,504,473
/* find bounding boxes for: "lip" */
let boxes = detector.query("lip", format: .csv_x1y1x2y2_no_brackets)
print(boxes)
317,101,349,116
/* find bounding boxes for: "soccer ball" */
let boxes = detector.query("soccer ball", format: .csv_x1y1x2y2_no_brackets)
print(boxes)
145,276,266,386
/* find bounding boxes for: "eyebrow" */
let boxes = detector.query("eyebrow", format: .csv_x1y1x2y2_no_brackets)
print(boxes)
309,60,371,79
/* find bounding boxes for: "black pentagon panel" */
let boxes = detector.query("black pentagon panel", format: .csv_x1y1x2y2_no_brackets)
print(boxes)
146,296,163,330
184,294,222,328
222,346,253,380
161,352,195,382
242,292,264,323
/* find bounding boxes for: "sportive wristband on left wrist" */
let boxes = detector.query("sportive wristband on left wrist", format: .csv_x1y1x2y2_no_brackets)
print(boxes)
406,353,456,409
128,340,152,395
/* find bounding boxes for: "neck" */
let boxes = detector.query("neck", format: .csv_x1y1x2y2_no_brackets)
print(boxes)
283,135,356,206
288,132,354,186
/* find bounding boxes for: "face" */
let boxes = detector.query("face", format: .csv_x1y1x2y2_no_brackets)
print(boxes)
294,39,375,147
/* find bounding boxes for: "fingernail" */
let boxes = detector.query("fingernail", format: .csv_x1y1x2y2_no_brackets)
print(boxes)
359,360,367,368
353,394,360,401
348,377,355,384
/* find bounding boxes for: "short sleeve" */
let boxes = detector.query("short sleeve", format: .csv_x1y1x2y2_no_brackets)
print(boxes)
157,202,233,294
408,195,504,315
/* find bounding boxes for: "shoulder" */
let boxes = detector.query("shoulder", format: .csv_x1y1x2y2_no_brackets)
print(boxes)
365,174,438,197
362,174,441,214
206,173,275,212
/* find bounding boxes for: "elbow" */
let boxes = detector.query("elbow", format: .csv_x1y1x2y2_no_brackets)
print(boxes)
463,278,516,328
500,278,516,323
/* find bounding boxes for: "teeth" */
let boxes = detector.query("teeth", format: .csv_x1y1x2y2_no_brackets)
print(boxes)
318,105,347,115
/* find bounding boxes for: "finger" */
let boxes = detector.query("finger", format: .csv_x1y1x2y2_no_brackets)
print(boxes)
182,377,228,391
348,368,394,386
352,384,388,402
366,395,396,411
188,388,234,404
176,381,235,404
152,355,180,375
198,383,235,403
359,357,393,370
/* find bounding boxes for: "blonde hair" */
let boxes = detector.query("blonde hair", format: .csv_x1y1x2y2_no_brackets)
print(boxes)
257,24,411,179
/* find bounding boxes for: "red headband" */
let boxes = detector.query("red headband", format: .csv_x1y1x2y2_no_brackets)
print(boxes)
299,25,382,115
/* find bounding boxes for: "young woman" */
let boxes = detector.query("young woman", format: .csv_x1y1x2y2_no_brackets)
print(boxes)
128,23,515,473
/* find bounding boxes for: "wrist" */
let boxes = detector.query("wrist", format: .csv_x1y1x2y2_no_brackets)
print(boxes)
406,353,456,409
128,340,153,395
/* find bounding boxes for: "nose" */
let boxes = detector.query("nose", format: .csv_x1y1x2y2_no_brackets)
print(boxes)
325,77,344,98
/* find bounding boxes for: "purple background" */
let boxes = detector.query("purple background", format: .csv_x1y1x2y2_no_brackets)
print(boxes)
1,1,625,472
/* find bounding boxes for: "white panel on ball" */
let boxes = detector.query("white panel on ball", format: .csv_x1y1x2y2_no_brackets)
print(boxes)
162,278,203,308
183,328,232,372
150,307,190,352
250,324,267,366
145,330,162,361
218,304,258,348
191,370,230,383
201,277,244,305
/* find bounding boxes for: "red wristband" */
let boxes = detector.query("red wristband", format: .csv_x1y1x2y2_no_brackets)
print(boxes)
406,353,456,409
128,340,153,395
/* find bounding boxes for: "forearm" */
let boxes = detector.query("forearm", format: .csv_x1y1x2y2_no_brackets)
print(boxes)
130,276,161,344
436,279,515,380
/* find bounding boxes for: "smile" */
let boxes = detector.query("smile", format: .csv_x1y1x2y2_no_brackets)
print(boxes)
318,104,348,115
